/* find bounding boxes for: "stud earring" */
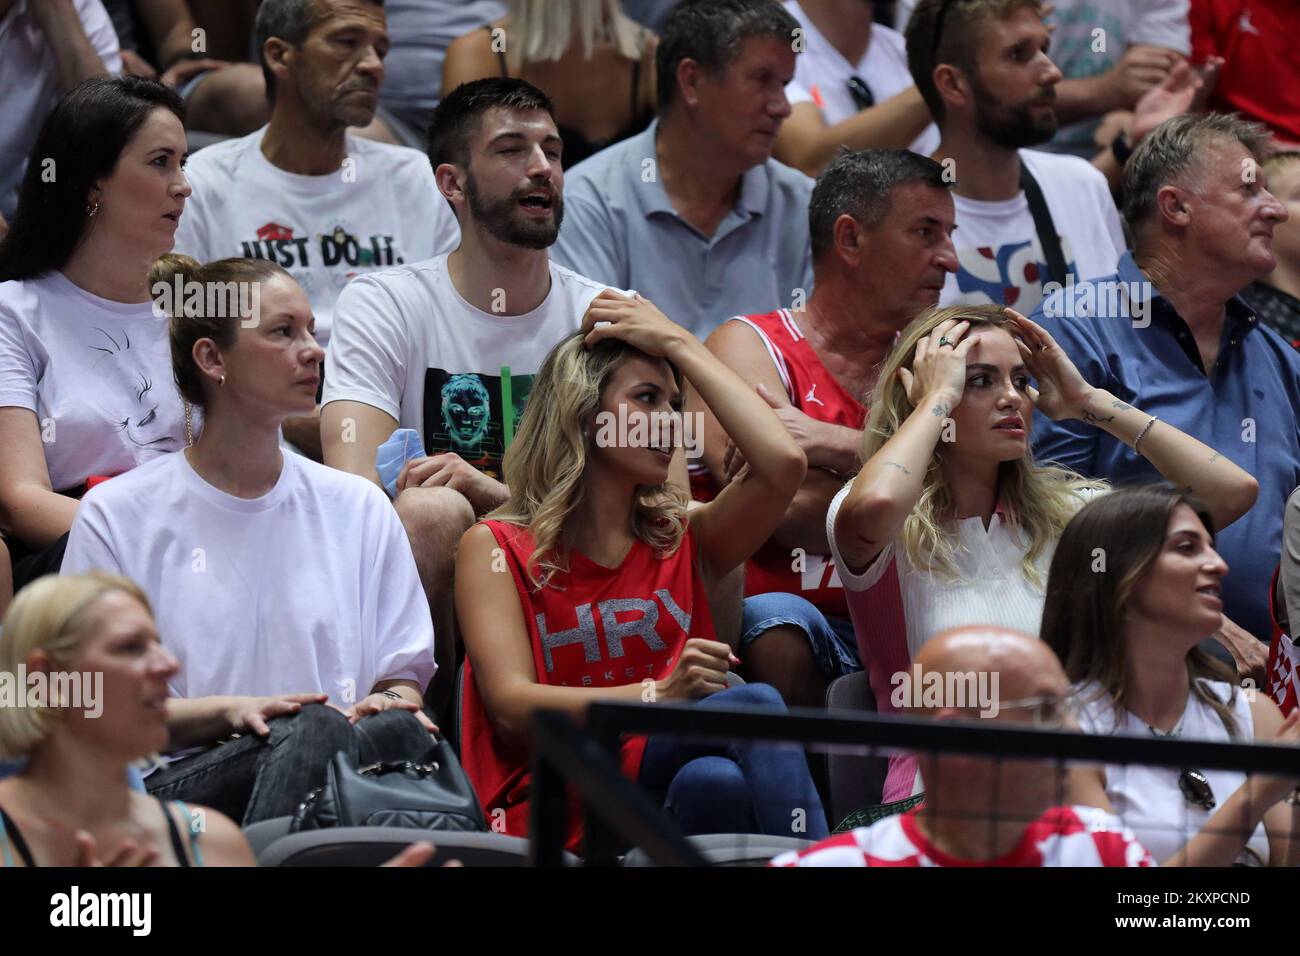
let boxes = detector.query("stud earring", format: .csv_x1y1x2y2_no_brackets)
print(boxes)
86,199,100,218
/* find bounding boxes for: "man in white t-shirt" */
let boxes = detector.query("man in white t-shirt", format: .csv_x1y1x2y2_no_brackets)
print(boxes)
321,77,613,714
173,0,460,455
774,0,940,176
772,626,1155,867
903,0,1126,315
0,0,122,219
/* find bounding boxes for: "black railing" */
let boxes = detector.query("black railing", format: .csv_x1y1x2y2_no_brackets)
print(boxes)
529,701,1300,866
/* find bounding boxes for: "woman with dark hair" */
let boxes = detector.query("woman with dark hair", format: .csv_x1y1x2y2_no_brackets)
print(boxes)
0,75,192,592
60,254,439,825
1043,485,1300,866
457,291,828,852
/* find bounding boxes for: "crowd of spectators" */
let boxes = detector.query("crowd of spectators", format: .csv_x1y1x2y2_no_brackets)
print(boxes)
1,0,1299,868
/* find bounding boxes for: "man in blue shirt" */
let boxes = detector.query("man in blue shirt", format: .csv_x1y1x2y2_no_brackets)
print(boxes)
1032,113,1296,661
550,0,815,340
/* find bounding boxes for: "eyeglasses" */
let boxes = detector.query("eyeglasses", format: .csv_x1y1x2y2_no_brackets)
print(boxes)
995,695,1081,728
1178,768,1216,811
846,75,875,111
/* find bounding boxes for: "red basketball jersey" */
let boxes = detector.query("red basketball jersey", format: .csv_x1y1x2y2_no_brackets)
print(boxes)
459,519,716,853
689,310,867,617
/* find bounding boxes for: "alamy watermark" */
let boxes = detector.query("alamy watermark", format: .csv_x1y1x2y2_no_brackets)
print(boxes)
594,405,705,460
151,274,263,327
1041,275,1153,328
890,664,1000,718
0,667,102,718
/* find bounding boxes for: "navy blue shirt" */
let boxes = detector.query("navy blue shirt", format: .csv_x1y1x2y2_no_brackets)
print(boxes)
1031,251,1300,640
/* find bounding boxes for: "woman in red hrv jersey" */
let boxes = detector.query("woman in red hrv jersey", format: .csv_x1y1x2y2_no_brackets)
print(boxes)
456,290,830,852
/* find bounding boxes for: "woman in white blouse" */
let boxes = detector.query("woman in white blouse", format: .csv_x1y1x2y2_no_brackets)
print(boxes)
1046,485,1300,866
827,305,1258,801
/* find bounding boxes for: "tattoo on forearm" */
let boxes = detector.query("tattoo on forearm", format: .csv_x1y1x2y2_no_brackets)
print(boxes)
1081,409,1116,425
931,402,950,418
1111,400,1133,411
1209,453,1221,464
884,461,912,475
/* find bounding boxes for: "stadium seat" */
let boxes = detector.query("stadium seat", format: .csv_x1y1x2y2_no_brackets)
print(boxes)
621,833,814,867
243,816,295,858
824,671,888,828
256,826,563,866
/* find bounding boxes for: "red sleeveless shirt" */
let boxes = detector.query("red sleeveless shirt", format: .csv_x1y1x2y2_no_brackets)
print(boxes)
459,519,717,852
689,310,867,617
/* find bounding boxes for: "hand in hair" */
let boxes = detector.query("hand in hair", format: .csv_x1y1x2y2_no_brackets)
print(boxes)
896,318,977,410
581,291,689,359
1006,310,1094,420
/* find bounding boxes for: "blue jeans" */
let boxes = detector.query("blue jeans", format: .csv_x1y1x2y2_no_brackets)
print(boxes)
739,591,862,680
638,684,829,840
145,704,431,825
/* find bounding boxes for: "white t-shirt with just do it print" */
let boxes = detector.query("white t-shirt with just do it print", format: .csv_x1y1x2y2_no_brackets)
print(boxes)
0,271,189,493
174,126,460,349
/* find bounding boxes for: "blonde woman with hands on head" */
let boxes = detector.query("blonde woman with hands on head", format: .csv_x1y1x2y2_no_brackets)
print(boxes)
827,304,1259,802
457,290,828,852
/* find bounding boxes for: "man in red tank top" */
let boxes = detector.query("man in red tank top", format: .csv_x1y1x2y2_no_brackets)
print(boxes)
689,149,957,705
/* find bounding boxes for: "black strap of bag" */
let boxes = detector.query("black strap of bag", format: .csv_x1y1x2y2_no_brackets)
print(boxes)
291,739,488,833
1019,159,1068,288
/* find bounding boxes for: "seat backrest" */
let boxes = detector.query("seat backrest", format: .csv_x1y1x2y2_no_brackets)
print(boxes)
622,833,813,867
243,816,295,858
824,670,888,828
258,827,534,867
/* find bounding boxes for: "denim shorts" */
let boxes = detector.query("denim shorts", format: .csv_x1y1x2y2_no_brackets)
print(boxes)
738,591,862,680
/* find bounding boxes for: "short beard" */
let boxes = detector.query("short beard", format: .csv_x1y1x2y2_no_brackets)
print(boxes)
464,173,564,250
971,79,1057,150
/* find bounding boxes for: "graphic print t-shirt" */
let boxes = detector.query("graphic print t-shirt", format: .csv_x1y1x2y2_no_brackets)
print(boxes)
173,126,460,348
938,149,1126,314
0,272,188,493
322,254,614,480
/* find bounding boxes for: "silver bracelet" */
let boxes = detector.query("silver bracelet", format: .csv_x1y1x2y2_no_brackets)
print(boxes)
1133,415,1159,456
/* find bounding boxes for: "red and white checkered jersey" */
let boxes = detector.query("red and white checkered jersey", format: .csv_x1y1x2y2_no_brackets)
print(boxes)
770,805,1154,867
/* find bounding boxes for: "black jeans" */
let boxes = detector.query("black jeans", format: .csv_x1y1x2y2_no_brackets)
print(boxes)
145,704,432,825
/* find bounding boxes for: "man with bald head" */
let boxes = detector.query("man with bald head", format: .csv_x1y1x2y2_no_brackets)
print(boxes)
773,626,1154,866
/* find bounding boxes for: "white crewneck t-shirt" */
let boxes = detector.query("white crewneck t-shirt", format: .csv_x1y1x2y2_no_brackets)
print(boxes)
62,450,436,702
173,126,460,348
938,149,1127,314
0,271,189,493
1075,679,1270,865
322,253,615,482
826,482,1104,801
783,1,940,156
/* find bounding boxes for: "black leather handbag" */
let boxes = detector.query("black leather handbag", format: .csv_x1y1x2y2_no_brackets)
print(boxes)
291,740,488,833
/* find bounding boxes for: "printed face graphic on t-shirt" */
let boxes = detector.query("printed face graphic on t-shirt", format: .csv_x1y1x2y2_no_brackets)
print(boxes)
441,374,491,447
91,327,179,456
951,235,1077,311
423,368,535,480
